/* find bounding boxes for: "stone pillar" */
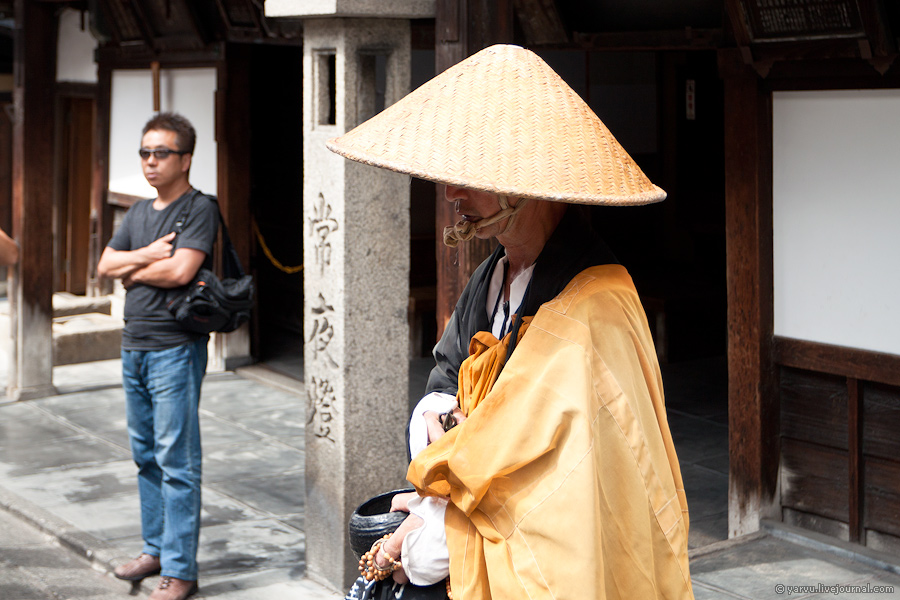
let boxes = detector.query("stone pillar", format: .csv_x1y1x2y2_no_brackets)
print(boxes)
302,18,413,591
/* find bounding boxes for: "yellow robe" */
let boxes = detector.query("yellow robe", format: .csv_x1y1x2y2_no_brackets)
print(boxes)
408,265,693,599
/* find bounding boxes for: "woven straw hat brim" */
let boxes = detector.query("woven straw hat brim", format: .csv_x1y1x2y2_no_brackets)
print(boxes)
327,45,665,206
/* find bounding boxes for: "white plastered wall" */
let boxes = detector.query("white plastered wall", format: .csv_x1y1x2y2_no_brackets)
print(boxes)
772,89,900,356
56,8,98,83
109,68,217,198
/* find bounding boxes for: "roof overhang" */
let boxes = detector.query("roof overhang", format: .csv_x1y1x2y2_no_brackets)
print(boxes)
726,0,897,75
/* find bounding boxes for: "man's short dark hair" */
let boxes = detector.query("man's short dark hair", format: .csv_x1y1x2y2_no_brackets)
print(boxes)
142,112,196,155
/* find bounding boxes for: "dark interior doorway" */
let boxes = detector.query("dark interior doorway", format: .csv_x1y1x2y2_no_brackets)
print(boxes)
579,49,727,364
583,49,729,546
248,44,304,378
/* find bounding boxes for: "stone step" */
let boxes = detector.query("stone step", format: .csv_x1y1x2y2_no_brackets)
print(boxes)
52,313,122,366
52,292,112,318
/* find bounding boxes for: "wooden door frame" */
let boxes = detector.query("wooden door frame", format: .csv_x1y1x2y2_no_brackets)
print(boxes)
54,83,98,295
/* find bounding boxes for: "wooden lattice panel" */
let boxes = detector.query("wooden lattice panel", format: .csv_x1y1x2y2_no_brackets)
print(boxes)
744,0,864,40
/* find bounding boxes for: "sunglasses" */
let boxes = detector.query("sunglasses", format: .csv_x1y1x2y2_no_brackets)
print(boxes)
139,148,189,160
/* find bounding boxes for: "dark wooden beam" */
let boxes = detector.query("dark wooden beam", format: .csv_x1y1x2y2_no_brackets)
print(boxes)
125,0,158,53
95,44,223,69
724,0,754,63
434,0,511,335
860,0,896,55
720,48,778,536
512,0,567,45
857,0,897,73
773,337,900,388
847,377,862,543
182,0,216,45
764,56,900,85
572,28,723,52
214,0,263,33
752,38,886,62
9,0,57,399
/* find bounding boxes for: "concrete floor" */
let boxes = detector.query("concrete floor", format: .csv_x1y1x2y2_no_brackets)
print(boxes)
0,503,130,600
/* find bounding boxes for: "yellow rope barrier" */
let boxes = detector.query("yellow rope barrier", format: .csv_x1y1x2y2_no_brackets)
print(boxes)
253,220,304,274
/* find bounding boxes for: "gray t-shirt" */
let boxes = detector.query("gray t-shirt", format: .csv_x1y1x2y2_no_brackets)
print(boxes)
107,189,219,351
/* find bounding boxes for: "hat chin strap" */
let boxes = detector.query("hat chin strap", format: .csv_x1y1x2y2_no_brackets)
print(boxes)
443,196,530,248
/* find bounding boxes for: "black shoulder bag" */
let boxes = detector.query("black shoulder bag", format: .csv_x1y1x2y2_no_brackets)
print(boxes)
167,191,255,334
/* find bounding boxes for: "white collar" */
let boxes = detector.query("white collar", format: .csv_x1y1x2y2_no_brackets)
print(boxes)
486,254,536,339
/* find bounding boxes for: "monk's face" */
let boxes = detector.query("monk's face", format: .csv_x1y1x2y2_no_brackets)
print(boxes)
444,185,523,240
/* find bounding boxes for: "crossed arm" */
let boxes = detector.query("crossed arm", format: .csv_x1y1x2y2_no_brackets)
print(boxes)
97,232,206,289
0,228,18,266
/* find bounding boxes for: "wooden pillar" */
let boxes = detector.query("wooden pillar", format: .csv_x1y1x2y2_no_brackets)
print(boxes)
213,44,253,370
88,62,113,296
720,48,779,537
9,0,58,400
0,99,11,259
434,0,513,333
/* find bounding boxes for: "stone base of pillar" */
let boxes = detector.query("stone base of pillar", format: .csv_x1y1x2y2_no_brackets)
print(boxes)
7,384,58,402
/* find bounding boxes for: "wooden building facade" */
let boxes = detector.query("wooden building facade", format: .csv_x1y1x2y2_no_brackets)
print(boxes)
3,0,899,559
423,0,900,554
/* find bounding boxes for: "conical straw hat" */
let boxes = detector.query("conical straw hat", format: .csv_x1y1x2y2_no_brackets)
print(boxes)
327,44,665,205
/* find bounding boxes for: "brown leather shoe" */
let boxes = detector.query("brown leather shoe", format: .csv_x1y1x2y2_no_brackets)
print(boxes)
148,576,198,600
114,553,161,581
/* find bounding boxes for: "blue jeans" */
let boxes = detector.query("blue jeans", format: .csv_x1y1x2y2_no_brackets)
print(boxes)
122,339,207,581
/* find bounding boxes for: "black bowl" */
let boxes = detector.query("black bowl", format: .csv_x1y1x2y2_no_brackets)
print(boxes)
348,489,413,557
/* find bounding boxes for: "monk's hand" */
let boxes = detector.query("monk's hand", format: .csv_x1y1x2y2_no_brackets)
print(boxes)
390,491,417,513
376,514,423,585
424,406,467,444
392,567,410,584
423,411,446,443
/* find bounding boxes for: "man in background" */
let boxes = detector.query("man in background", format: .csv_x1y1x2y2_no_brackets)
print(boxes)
97,112,218,600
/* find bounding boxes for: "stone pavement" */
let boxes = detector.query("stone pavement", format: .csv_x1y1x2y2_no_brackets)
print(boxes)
0,348,899,598
0,359,340,599
0,499,133,600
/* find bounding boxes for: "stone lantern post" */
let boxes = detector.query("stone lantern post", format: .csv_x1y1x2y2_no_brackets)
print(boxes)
266,0,435,590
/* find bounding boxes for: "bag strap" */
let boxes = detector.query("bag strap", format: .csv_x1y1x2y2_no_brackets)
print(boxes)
173,189,246,279
172,190,198,236
215,202,246,279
